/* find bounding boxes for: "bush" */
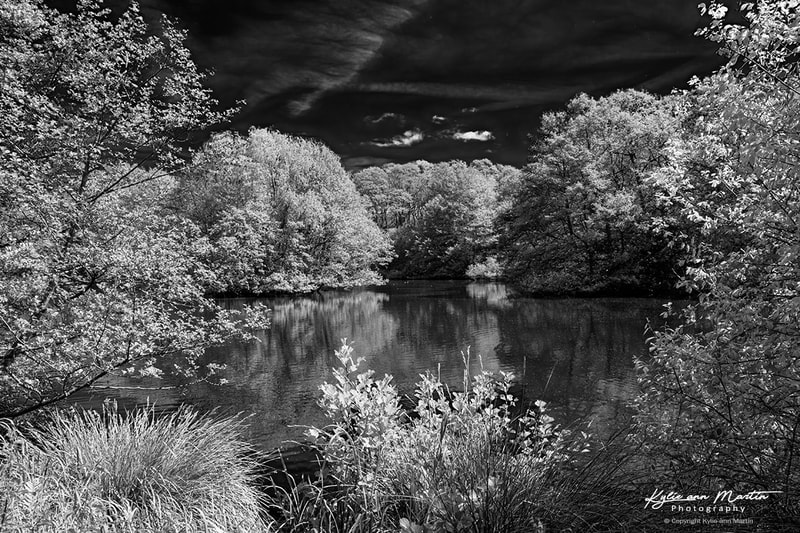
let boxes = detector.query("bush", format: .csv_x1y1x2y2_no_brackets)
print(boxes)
0,404,268,532
631,3,800,529
267,342,625,532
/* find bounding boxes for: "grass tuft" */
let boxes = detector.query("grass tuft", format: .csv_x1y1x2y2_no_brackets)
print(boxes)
0,403,270,532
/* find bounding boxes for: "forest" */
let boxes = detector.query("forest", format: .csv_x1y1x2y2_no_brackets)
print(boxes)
1,0,800,531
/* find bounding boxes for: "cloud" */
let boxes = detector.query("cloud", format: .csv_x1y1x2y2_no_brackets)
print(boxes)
356,81,604,108
144,0,431,117
365,112,406,124
453,130,494,142
372,129,424,147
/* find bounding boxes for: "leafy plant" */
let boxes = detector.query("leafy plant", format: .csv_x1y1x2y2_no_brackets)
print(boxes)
466,257,503,280
500,89,689,295
352,160,518,279
633,1,800,526
175,129,393,294
278,341,585,532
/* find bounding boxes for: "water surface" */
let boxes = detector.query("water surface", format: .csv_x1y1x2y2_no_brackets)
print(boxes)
75,281,677,450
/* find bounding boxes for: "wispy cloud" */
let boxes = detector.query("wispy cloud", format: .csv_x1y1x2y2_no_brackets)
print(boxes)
366,112,406,124
355,81,608,109
150,0,431,117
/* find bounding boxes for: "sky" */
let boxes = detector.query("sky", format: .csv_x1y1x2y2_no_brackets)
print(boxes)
134,0,726,170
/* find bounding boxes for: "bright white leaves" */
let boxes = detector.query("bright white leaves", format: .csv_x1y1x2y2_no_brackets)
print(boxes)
698,2,729,19
0,0,260,416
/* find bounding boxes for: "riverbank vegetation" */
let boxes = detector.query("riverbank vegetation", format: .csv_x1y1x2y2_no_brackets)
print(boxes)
0,0,269,419
632,0,800,516
3,0,800,530
499,91,690,296
0,347,651,532
269,343,653,532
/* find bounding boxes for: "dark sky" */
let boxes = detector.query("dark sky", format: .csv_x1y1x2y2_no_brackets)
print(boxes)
136,0,725,169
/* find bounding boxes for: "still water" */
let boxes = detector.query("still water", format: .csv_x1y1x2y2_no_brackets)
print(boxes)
74,280,677,451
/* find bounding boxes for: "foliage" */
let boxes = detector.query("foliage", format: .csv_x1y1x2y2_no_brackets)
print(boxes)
349,165,415,230
501,89,690,295
633,0,800,522
466,256,503,281
0,404,268,532
264,341,636,532
0,0,266,417
353,160,518,279
176,129,393,294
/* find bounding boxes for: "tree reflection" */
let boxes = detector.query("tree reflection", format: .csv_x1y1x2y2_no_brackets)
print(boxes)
71,282,679,451
490,298,674,429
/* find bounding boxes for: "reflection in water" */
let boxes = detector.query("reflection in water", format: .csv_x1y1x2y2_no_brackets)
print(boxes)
72,281,678,450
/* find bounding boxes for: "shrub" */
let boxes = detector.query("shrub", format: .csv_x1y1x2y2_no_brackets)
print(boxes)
631,3,800,529
0,404,269,532
268,342,576,532
0,0,259,418
262,342,681,532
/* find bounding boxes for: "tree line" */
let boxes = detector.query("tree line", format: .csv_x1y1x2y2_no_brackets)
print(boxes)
353,91,692,294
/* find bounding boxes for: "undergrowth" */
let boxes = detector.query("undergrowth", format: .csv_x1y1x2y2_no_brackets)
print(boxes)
267,341,661,532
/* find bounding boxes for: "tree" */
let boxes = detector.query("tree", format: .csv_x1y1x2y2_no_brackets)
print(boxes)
0,0,263,417
395,161,499,278
351,162,429,232
175,129,393,294
349,166,408,230
501,89,688,294
353,160,507,279
469,158,523,213
634,0,800,510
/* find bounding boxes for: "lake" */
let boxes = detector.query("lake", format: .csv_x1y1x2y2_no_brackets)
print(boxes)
73,280,678,451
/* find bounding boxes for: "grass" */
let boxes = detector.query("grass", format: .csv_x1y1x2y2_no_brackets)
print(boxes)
0,403,269,532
